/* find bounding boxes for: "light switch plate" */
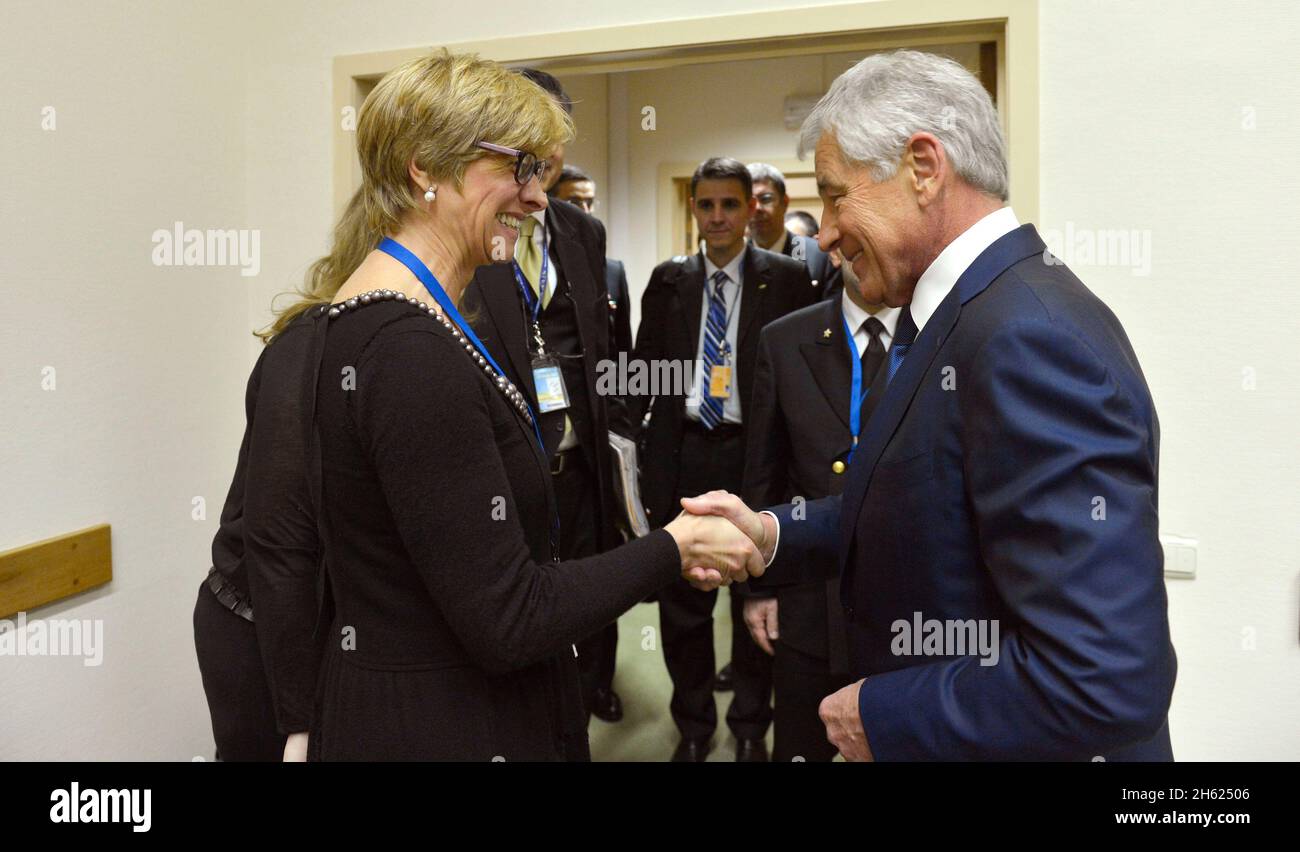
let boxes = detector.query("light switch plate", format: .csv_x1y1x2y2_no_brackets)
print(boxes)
1160,534,1197,579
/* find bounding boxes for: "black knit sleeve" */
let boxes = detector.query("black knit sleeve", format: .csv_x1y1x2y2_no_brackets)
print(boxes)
243,319,325,735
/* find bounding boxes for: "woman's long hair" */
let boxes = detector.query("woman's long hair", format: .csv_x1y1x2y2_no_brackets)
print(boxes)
256,50,574,344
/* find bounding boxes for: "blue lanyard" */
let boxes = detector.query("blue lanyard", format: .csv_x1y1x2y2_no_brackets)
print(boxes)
842,315,867,463
376,237,544,450
511,222,550,323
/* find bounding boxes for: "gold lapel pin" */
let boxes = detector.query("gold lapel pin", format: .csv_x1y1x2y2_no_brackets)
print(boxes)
822,328,832,338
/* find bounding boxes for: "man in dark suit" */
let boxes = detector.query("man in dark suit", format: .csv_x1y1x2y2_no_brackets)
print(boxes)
549,163,634,355
546,161,632,723
623,157,816,761
741,252,901,761
684,50,1176,760
462,69,629,727
747,162,834,294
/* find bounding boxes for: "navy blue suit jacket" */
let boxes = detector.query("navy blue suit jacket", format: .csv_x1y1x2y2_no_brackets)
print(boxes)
760,224,1177,760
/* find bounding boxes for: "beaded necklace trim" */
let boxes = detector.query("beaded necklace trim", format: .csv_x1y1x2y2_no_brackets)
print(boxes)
325,289,534,426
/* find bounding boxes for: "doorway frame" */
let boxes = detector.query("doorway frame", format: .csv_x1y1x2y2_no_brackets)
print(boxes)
332,0,1039,241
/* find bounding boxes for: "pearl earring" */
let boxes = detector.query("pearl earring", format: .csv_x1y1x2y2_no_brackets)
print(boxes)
424,186,437,202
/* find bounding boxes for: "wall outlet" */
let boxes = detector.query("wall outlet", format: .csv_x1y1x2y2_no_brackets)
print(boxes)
1160,535,1197,579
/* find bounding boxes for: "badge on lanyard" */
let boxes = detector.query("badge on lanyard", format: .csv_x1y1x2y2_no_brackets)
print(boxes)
708,344,732,399
532,354,571,413
513,228,570,414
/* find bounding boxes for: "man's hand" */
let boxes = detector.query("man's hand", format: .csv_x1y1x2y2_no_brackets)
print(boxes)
819,679,874,762
664,511,766,591
679,491,776,565
743,597,779,655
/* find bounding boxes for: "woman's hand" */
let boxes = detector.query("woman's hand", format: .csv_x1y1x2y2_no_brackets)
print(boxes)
679,490,775,564
664,507,766,591
283,732,308,762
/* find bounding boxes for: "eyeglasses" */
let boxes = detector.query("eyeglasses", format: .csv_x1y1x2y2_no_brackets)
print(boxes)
475,140,548,186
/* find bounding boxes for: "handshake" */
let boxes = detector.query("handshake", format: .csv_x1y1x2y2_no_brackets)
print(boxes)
663,491,777,591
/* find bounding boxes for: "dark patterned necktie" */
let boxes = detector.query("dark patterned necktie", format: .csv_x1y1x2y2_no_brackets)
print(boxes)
857,316,887,423
860,308,917,426
887,306,918,384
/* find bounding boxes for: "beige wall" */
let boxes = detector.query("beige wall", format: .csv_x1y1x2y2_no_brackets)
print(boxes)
1,0,1296,760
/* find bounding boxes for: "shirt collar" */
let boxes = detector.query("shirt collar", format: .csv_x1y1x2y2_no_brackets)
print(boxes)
909,206,1019,335
758,230,790,253
703,244,746,286
840,289,901,347
528,209,546,245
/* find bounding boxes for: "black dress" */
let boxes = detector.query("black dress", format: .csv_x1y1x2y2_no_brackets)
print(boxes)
194,310,323,760
307,296,680,761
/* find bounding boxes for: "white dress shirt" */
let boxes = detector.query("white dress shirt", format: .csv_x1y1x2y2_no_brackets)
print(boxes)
907,206,1019,337
686,247,745,424
757,230,792,254
761,206,1020,565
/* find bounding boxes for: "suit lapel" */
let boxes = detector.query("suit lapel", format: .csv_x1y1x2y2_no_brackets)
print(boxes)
836,225,1049,565
475,265,538,402
548,205,596,367
798,299,852,431
737,244,766,359
678,253,705,348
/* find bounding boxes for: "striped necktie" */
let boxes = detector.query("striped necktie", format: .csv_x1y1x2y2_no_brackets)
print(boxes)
699,269,730,429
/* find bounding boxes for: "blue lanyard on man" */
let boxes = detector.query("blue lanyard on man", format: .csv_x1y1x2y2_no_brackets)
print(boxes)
841,315,868,463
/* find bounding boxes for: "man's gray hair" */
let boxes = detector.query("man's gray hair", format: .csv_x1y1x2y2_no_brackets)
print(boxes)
798,50,1008,201
746,162,787,197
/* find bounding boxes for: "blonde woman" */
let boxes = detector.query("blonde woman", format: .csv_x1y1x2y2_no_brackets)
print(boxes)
299,52,763,761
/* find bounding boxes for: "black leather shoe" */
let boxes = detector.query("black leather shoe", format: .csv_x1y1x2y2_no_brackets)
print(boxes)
735,738,769,762
671,738,713,762
591,688,623,723
713,663,735,692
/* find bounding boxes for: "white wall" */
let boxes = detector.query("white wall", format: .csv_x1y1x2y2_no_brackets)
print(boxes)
0,0,251,759
1,0,1296,760
1039,0,1300,760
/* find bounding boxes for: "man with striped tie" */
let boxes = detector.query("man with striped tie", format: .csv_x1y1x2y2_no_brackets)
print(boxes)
622,157,816,760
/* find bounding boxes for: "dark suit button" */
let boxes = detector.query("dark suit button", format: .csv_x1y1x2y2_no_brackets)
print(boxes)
844,605,854,619
554,424,564,432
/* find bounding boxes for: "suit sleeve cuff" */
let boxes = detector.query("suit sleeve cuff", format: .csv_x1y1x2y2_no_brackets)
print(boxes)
760,510,780,568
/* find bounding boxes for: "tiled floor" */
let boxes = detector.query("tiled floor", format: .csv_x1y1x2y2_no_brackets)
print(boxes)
586,589,777,762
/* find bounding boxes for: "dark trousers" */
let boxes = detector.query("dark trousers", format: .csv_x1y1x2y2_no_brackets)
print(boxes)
553,450,619,721
772,641,853,762
658,425,773,741
192,581,286,761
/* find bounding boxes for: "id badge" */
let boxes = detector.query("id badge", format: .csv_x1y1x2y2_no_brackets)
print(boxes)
532,354,571,413
708,364,732,399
